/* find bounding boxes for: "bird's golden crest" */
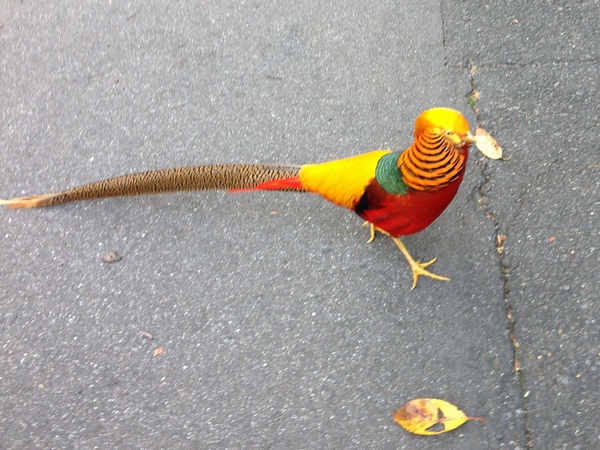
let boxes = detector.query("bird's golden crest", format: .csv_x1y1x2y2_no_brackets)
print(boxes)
413,107,470,139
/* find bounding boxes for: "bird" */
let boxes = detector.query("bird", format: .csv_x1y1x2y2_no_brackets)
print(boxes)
1,107,482,289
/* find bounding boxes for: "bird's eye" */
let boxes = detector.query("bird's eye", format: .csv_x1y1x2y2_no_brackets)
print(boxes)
444,130,454,137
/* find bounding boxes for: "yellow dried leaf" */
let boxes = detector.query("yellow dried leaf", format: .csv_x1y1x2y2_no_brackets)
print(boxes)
153,347,164,357
392,398,484,435
474,128,503,159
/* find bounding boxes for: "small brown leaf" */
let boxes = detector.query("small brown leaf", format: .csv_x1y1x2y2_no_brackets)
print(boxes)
102,251,122,263
392,398,485,435
153,347,164,357
497,234,506,254
474,128,503,159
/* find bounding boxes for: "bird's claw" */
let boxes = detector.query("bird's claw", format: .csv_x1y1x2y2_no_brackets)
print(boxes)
387,235,450,289
406,257,450,290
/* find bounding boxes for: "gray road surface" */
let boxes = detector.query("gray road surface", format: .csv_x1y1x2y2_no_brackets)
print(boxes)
1,1,597,449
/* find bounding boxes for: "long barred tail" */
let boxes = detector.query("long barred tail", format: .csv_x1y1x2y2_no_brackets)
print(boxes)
0,164,303,209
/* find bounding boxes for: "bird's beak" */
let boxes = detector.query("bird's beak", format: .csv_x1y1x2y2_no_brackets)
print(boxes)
463,132,477,143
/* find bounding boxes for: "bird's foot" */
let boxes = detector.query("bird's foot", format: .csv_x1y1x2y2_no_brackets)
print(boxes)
387,235,450,290
404,256,450,290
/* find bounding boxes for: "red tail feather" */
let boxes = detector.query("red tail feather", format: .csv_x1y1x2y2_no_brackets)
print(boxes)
228,176,303,193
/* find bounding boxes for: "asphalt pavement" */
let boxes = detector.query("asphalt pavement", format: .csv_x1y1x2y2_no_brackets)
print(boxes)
1,1,597,449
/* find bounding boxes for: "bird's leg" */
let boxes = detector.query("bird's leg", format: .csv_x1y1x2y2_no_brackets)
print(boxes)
387,235,450,289
362,221,377,243
362,222,449,288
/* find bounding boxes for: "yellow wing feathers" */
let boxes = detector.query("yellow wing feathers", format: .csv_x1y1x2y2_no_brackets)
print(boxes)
298,150,391,209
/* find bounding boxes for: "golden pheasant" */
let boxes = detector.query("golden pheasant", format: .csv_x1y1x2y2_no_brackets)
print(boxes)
1,107,491,288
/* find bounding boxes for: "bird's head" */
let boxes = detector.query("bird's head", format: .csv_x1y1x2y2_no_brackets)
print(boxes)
414,107,476,146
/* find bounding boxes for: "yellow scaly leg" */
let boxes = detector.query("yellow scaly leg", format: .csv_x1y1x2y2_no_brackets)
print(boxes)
363,222,450,289
363,221,377,243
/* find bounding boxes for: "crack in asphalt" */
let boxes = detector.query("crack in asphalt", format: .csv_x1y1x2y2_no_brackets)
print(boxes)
460,58,600,69
466,59,532,449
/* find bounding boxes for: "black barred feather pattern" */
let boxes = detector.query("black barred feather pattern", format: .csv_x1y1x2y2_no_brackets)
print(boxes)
398,129,464,192
0,164,303,208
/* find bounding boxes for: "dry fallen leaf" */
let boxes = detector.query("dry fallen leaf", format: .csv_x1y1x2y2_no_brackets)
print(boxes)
497,234,506,254
153,347,164,357
392,398,485,436
474,128,503,159
102,251,122,263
